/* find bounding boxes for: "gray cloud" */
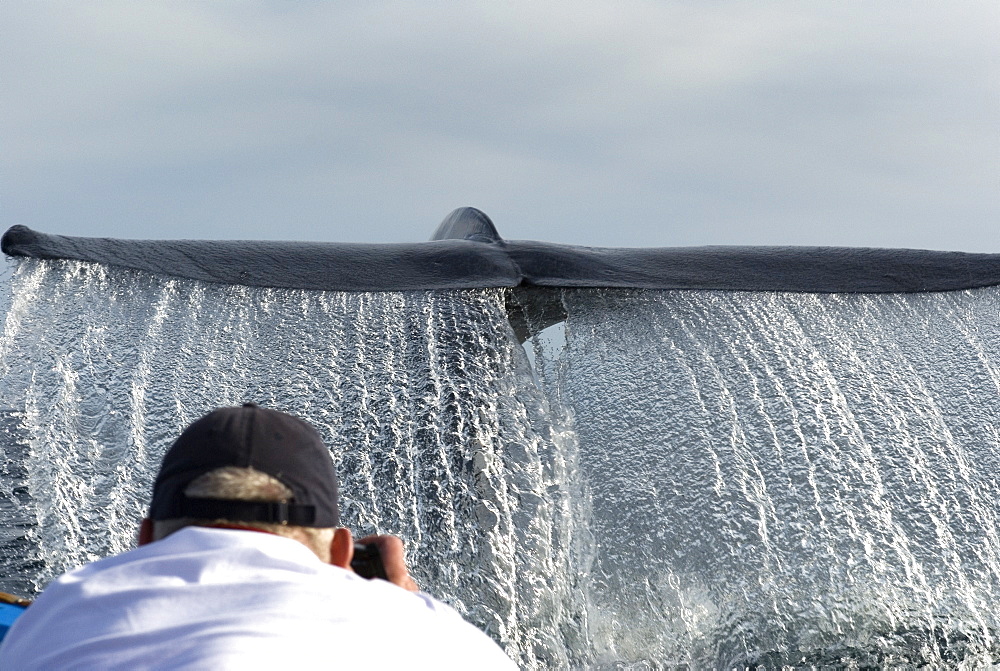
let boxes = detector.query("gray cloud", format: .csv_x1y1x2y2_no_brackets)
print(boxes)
2,1,997,250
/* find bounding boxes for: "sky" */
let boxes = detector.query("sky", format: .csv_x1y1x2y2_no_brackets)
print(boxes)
2,1,998,252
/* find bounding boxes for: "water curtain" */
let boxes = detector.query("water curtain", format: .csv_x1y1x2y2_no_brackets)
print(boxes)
540,288,1000,667
3,208,1000,667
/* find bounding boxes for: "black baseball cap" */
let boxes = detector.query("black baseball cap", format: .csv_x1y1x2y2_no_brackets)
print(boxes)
148,403,340,527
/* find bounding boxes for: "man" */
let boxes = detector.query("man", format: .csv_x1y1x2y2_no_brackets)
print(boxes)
0,403,515,669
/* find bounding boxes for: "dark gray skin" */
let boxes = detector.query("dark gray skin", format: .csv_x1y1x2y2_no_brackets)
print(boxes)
7,207,1000,342
6,208,1000,294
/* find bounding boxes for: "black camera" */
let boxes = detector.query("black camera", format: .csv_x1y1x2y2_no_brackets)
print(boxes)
351,542,388,580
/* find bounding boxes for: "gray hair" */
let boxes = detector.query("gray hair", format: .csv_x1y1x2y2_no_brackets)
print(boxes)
152,466,336,561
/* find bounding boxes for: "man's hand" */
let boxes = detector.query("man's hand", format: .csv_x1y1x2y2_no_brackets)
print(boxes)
356,535,419,592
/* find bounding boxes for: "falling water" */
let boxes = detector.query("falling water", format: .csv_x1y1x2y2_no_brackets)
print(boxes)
3,258,1000,668
0,259,586,669
532,288,1000,668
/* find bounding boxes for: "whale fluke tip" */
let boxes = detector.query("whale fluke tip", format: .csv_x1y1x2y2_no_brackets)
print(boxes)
2,225,39,256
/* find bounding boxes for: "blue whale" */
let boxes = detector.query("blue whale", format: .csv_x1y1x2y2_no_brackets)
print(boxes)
5,207,1000,339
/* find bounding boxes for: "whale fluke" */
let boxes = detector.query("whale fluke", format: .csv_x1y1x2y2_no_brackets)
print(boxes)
6,210,1000,341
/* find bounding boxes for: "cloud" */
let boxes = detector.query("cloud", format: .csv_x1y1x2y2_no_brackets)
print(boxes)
2,1,997,249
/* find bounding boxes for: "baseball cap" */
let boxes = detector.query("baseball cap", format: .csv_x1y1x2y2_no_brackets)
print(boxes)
148,403,340,527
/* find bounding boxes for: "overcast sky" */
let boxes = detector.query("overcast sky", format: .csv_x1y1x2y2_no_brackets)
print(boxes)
2,1,998,251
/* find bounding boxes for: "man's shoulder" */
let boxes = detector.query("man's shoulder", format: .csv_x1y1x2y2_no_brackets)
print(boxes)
2,527,517,669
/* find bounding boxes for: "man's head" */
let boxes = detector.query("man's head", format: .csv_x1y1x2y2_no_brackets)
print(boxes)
141,404,350,564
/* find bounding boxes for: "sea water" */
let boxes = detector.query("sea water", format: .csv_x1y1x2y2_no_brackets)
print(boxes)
534,289,1000,668
2,258,1000,668
0,259,585,668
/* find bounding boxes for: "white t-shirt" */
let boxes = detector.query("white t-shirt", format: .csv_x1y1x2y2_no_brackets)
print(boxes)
0,527,516,670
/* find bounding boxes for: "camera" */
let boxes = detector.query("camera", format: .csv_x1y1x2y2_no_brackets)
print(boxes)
351,542,388,580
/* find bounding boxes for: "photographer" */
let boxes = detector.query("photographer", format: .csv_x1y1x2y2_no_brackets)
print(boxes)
0,404,515,669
